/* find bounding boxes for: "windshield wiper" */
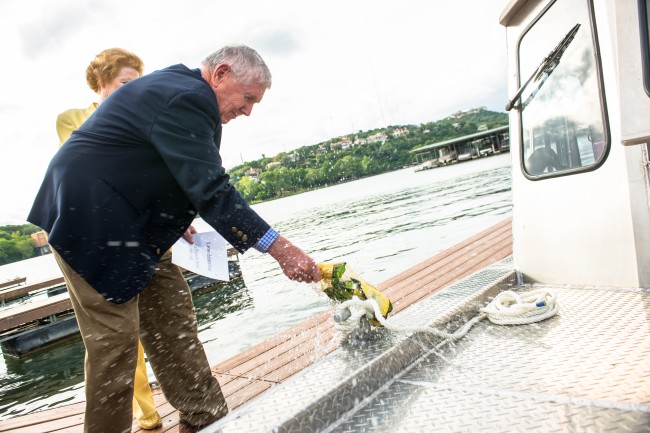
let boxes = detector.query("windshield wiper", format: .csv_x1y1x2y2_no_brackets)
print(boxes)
505,23,581,111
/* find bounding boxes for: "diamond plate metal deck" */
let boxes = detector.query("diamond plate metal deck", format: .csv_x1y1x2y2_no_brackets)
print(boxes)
201,258,650,433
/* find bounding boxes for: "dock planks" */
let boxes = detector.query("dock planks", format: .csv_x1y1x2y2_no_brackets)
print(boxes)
0,249,240,333
0,217,512,433
0,278,64,304
0,278,27,291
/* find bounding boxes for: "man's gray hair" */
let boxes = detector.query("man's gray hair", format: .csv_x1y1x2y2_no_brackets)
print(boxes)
202,45,272,89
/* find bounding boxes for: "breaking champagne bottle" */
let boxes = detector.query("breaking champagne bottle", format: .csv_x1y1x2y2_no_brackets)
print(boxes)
318,262,393,327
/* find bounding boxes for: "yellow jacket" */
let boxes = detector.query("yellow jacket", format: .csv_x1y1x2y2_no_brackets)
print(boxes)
56,103,97,145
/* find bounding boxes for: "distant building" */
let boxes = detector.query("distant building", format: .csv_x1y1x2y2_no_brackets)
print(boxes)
244,167,262,181
409,125,510,166
353,136,368,145
391,128,410,138
331,136,353,150
448,106,487,119
366,132,387,144
31,231,51,256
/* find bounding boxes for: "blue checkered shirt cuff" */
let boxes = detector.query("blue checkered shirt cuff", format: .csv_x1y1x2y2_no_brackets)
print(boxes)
253,228,280,253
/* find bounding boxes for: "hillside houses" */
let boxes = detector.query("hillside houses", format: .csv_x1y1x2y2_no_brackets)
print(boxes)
240,128,404,182
391,128,410,138
332,130,393,148
330,136,353,150
234,107,503,186
448,106,487,119
227,108,508,203
244,167,262,181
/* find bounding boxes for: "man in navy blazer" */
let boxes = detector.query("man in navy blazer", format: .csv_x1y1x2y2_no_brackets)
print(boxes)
29,45,321,433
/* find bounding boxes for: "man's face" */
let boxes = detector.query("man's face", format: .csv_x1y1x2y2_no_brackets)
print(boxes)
213,67,266,124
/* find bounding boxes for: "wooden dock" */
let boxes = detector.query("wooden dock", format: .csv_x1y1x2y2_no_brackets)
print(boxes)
0,277,63,305
0,278,27,291
0,249,241,337
0,217,513,433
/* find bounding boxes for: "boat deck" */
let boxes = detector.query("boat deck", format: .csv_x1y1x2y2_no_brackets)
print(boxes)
202,257,650,433
326,283,650,433
0,218,513,432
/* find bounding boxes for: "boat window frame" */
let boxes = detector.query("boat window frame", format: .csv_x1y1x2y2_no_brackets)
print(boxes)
640,0,650,97
515,0,610,181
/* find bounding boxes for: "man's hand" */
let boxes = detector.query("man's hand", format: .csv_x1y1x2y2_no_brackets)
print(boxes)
182,225,197,244
267,235,321,283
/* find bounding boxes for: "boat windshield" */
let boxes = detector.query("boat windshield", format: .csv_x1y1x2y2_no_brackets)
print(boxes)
517,0,608,178
506,23,580,112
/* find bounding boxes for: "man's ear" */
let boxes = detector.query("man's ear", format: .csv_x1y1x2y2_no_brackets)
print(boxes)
213,64,230,83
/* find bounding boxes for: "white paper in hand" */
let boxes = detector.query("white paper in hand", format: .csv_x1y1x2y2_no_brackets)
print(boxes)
171,231,230,281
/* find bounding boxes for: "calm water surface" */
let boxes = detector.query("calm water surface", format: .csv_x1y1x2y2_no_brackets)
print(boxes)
0,153,512,419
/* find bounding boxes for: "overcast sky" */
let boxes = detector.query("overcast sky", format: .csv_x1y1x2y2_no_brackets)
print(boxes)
0,0,510,226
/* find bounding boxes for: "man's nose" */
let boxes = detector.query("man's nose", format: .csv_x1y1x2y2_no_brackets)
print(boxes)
241,103,254,117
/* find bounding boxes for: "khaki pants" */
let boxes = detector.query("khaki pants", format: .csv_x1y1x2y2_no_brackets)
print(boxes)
53,250,228,433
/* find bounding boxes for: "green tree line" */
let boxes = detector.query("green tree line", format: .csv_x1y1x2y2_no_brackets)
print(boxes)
0,224,41,266
228,109,508,203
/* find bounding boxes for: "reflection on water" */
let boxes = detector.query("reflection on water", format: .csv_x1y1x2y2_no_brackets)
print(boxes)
193,279,253,328
0,153,512,419
0,337,85,418
0,279,255,419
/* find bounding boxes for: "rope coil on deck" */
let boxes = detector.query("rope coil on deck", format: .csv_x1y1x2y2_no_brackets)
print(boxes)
479,289,559,325
334,289,559,340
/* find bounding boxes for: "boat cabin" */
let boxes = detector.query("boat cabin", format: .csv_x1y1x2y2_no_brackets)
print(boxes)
502,0,650,288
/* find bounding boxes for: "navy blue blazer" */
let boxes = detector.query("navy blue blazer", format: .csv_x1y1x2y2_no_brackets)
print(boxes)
28,64,270,303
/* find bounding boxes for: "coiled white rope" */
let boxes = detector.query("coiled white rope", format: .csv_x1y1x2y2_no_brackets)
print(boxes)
479,289,559,325
334,289,559,340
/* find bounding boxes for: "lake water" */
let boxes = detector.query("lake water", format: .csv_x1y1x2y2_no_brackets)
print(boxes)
0,153,513,420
